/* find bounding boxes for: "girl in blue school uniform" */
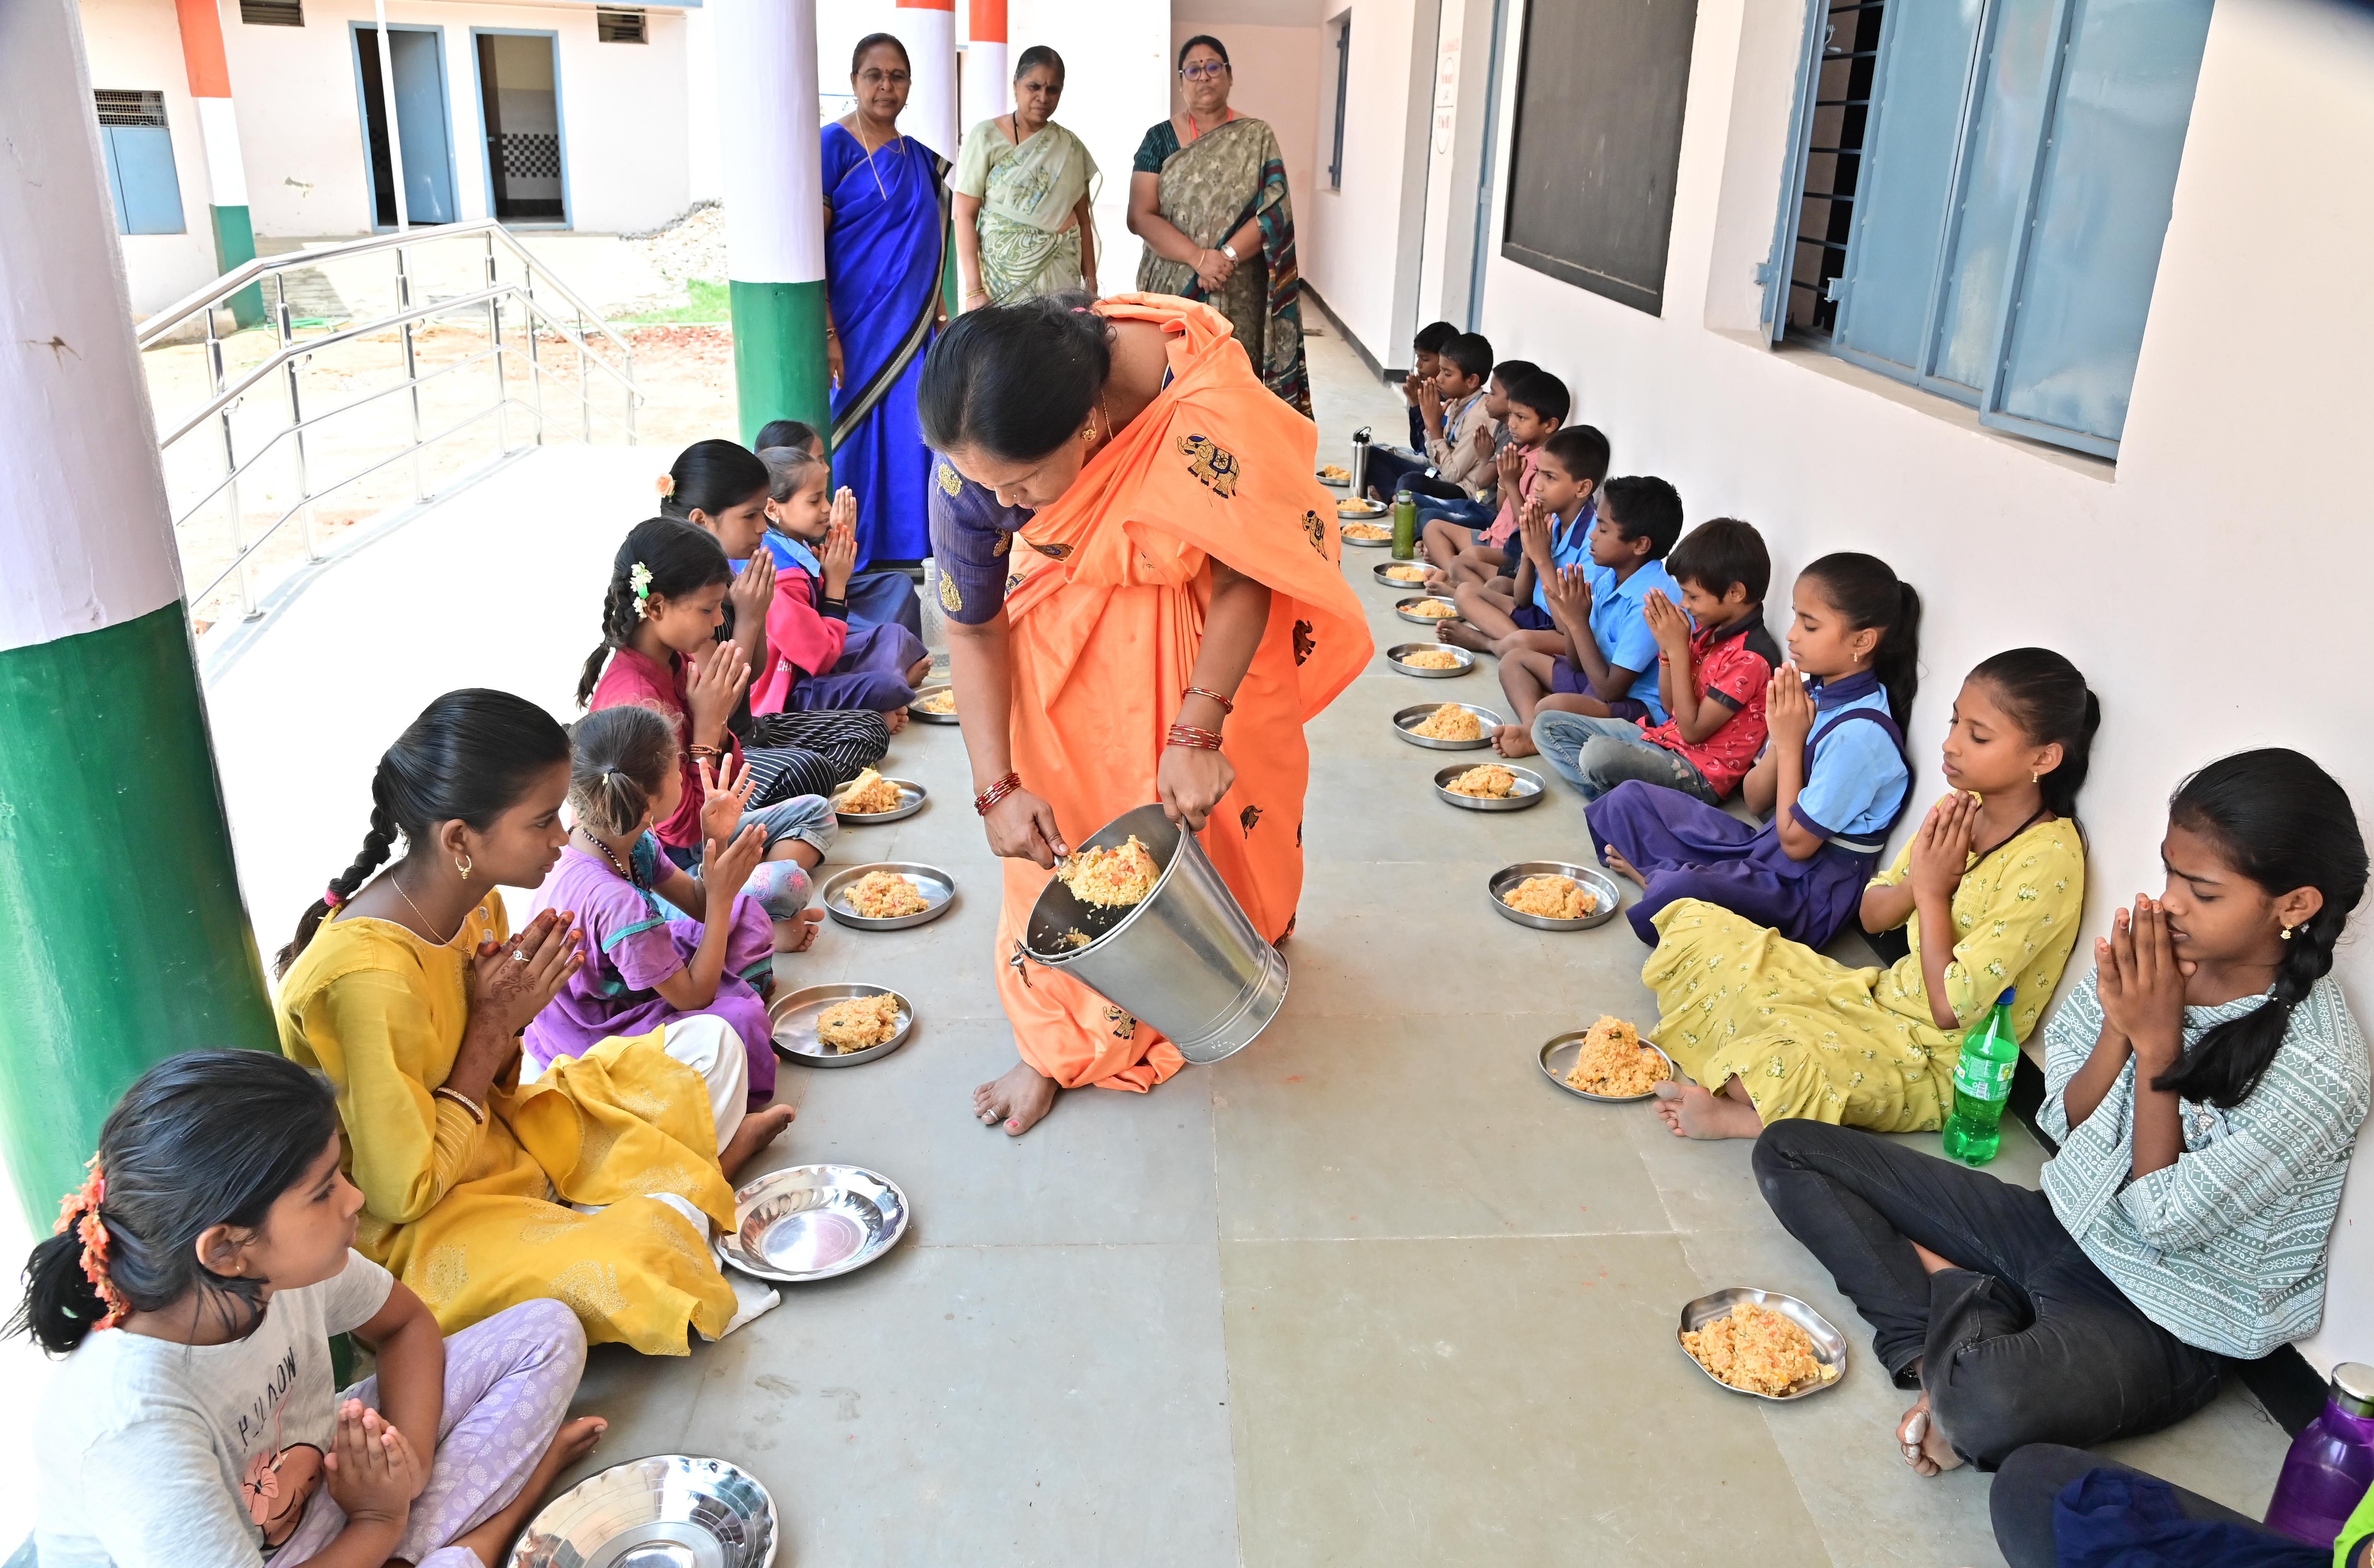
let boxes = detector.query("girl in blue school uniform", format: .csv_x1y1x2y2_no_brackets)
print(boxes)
1588,552,1919,948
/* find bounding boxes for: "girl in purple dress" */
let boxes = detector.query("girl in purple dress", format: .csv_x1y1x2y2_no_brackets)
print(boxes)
1589,552,1920,949
526,705,792,1108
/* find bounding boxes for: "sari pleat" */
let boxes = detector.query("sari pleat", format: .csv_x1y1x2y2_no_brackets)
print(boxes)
992,295,1367,1090
824,123,946,566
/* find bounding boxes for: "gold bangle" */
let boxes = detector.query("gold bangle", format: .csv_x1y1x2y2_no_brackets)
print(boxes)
433,1086,485,1125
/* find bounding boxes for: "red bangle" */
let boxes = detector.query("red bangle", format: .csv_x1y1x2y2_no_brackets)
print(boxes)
1182,685,1235,716
1165,724,1224,752
974,772,1023,815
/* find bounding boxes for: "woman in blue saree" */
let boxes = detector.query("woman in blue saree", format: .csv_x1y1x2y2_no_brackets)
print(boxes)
824,33,947,569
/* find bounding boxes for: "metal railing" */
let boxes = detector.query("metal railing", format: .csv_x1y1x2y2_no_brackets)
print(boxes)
139,219,643,622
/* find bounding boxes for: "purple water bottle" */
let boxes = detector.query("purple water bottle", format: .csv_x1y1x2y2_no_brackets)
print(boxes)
2265,1362,2374,1546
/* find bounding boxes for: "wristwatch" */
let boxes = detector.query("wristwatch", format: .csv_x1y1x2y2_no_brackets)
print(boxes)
1220,242,1240,262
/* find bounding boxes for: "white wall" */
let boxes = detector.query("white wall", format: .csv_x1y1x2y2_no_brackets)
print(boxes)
77,0,221,313
1294,0,1431,371
1426,0,2374,1369
214,0,689,238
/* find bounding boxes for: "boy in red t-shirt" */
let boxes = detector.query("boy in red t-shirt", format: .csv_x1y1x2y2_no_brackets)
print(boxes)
1528,518,1780,802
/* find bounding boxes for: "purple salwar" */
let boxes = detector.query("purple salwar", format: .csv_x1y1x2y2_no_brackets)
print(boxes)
278,1299,586,1568
1587,781,1881,948
785,620,928,713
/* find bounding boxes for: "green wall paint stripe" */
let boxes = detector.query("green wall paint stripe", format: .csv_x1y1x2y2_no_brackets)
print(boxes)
210,203,263,329
0,601,273,1227
728,278,830,451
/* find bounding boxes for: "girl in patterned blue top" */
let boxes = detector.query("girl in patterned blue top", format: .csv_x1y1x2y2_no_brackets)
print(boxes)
1755,748,2368,1477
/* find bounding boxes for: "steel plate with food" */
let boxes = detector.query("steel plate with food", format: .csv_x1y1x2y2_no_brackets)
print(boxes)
769,982,914,1066
821,862,956,930
1488,861,1622,931
1393,595,1461,624
1386,643,1475,678
1341,521,1393,546
1374,561,1431,587
910,682,959,723
1676,1290,1849,1401
1433,762,1544,811
1393,701,1501,750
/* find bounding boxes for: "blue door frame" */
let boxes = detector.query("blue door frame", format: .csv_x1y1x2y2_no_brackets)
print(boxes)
469,27,572,229
349,21,461,228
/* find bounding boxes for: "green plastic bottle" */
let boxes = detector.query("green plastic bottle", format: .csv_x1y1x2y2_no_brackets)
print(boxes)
1941,988,2019,1165
1391,489,1418,560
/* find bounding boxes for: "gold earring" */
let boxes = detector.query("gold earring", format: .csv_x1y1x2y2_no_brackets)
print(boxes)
2031,770,2041,784
2281,924,2295,941
456,854,473,881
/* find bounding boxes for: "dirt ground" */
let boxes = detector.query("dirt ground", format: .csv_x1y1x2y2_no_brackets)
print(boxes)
144,316,736,635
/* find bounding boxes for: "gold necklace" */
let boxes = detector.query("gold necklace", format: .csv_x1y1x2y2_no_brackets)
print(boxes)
850,117,894,201
390,868,470,949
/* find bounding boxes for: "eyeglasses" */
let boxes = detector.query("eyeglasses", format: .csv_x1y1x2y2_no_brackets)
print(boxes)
1179,60,1229,80
858,68,912,87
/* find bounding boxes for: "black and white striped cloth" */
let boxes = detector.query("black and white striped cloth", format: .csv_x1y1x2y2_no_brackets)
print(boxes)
739,709,891,803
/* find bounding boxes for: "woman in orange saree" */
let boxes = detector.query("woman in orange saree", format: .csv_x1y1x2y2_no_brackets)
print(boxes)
921,292,1369,1134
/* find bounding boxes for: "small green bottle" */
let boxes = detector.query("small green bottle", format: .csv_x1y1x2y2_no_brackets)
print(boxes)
1941,988,2019,1165
1390,489,1418,561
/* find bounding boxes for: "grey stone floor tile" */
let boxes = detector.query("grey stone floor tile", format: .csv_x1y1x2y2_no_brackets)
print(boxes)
758,1015,1217,1249
1220,1234,1833,1567
1214,1009,1669,1241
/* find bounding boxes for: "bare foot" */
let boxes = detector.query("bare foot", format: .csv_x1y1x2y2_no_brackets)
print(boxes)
1897,1396,1965,1478
1491,724,1538,758
447,1414,608,1565
1438,620,1492,653
720,1104,795,1178
972,1060,1058,1137
884,707,910,734
1602,847,1647,888
1650,1079,1766,1140
771,907,825,953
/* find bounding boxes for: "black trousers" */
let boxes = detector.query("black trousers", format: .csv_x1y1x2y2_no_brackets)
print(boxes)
1753,1120,2223,1469
739,708,891,802
1989,1444,2270,1568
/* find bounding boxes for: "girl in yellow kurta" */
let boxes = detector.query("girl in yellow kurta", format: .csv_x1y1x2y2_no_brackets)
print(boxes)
275,690,792,1353
1644,651,2098,1139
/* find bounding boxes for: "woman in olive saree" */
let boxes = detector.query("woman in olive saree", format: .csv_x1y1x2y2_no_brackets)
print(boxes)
1126,34,1312,417
953,46,1099,307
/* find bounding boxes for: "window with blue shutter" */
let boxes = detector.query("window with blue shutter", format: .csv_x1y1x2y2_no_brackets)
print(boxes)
1763,0,2211,458
94,90,186,236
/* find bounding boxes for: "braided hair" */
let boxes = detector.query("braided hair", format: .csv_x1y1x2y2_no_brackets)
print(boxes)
574,518,734,709
568,705,678,840
1797,552,1923,730
2153,748,2367,1108
660,439,770,523
275,689,572,974
1966,647,2100,821
12,1051,338,1354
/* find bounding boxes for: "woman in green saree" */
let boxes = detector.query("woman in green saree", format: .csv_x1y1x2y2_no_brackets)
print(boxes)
1125,34,1313,417
952,46,1099,309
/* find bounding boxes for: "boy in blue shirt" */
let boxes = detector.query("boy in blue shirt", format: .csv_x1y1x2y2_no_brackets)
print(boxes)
1492,471,1683,757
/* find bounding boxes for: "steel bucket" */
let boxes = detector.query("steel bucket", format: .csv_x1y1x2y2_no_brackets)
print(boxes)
1348,424,1372,498
1021,803,1288,1066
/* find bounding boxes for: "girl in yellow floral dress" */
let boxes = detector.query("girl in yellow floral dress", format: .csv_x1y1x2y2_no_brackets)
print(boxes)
1645,649,2098,1138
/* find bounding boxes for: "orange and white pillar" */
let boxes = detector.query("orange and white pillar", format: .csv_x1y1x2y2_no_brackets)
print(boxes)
170,0,258,306
891,0,958,160
962,0,1010,127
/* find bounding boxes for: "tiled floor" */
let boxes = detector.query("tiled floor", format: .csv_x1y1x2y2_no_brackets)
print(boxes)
174,322,2294,1566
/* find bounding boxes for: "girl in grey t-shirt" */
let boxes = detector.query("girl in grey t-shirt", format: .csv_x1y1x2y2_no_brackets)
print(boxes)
24,1050,605,1568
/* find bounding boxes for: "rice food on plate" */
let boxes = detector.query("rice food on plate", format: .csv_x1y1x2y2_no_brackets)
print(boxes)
1409,704,1485,742
1055,835,1162,908
916,689,957,716
1406,598,1458,619
1682,1303,1836,1397
842,871,928,920
815,992,903,1053
835,768,904,815
1502,875,1598,921
1384,564,1426,582
1318,464,1350,483
1446,764,1518,799
1342,522,1391,540
1400,648,1461,670
1562,1015,1667,1096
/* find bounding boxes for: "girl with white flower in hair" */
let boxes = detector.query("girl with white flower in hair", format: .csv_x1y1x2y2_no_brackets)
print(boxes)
1640,648,2098,1140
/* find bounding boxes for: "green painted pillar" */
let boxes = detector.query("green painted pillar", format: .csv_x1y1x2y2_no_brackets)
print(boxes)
716,0,832,452
0,607,276,1224
2,0,274,1229
730,277,831,451
211,201,265,330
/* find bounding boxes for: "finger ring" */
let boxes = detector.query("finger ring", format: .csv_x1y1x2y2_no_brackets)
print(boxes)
510,948,531,963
